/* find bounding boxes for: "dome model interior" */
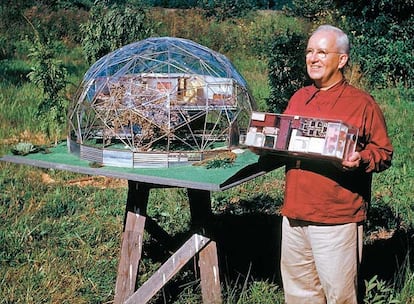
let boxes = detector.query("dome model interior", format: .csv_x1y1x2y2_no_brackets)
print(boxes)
68,37,255,168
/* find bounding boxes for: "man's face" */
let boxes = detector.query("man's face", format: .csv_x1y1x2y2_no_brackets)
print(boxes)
306,31,348,89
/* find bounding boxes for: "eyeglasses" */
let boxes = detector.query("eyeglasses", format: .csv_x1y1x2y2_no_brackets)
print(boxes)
305,48,342,59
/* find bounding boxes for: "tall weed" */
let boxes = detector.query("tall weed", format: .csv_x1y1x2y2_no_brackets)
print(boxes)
371,88,414,229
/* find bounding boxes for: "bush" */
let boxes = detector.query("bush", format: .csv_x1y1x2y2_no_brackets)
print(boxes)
197,0,256,21
266,30,308,113
337,1,413,89
28,36,69,143
24,5,89,44
348,21,414,89
286,0,414,89
81,2,154,64
284,0,336,22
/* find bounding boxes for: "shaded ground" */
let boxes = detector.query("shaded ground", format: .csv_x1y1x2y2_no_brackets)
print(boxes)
209,214,413,286
55,174,413,302
143,209,413,303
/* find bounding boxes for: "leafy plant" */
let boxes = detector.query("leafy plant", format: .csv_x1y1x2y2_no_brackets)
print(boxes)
238,280,284,303
284,0,337,22
266,30,308,113
205,157,235,169
26,20,69,145
197,0,256,21
364,275,400,304
349,26,414,89
11,142,37,155
80,2,154,64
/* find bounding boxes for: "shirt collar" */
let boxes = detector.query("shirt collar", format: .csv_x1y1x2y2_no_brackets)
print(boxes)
305,79,348,105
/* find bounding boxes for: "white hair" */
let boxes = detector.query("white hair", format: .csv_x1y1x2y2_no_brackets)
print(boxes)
312,25,350,55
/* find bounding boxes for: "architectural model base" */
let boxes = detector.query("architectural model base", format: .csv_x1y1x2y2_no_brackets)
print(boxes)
68,139,233,168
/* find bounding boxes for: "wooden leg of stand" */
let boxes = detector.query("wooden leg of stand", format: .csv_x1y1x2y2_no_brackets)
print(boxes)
115,181,150,303
199,241,222,304
187,189,212,230
124,181,150,228
114,212,146,304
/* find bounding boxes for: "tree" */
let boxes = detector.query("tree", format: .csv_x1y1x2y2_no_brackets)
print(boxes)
339,0,414,88
81,2,154,64
198,0,256,21
0,0,34,59
28,33,69,144
284,0,336,22
285,0,414,89
266,30,308,113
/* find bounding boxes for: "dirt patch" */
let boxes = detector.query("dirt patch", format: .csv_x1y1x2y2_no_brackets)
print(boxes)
37,172,128,189
1,130,49,146
366,227,395,243
64,176,127,189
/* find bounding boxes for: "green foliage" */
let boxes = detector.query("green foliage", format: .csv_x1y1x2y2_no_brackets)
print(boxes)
284,0,336,22
10,142,48,156
50,0,94,10
395,270,414,303
233,56,269,110
25,5,90,44
148,0,199,8
0,37,16,61
370,88,414,229
0,3,89,60
242,12,305,59
365,198,400,235
340,0,413,23
340,0,414,88
204,157,235,169
364,275,400,304
0,58,31,84
146,0,287,10
0,82,41,147
0,164,124,303
347,19,414,89
172,283,202,303
266,30,308,113
198,0,256,21
81,2,154,64
212,169,284,215
0,1,33,38
286,0,414,89
147,188,191,235
28,34,69,143
224,278,284,304
0,1,33,59
237,280,284,303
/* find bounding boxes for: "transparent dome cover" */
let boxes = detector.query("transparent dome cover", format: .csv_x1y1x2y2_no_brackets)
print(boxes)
68,37,255,168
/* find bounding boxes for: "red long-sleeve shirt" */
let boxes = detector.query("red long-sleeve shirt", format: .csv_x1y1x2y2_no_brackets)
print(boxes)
281,80,393,224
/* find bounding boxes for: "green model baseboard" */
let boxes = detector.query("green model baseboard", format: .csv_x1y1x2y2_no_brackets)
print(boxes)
1,141,270,191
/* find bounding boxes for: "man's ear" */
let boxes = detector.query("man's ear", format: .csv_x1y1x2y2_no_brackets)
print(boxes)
338,54,349,69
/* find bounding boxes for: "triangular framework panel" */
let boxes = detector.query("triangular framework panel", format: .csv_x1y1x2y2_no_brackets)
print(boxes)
68,37,256,168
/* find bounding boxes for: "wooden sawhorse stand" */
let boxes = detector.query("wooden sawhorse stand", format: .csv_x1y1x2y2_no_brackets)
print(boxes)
0,149,270,304
114,181,222,304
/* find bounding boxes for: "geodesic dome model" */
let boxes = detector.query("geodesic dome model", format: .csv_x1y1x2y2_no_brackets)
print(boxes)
68,37,255,168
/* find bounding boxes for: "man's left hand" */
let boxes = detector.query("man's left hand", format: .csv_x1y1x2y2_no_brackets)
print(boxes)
341,152,361,171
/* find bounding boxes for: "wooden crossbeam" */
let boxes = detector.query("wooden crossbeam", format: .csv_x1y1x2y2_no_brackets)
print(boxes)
125,234,222,304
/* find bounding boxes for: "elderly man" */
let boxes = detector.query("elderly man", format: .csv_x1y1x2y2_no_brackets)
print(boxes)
277,25,393,303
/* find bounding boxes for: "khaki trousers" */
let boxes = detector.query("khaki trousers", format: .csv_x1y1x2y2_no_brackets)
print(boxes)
281,216,363,304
